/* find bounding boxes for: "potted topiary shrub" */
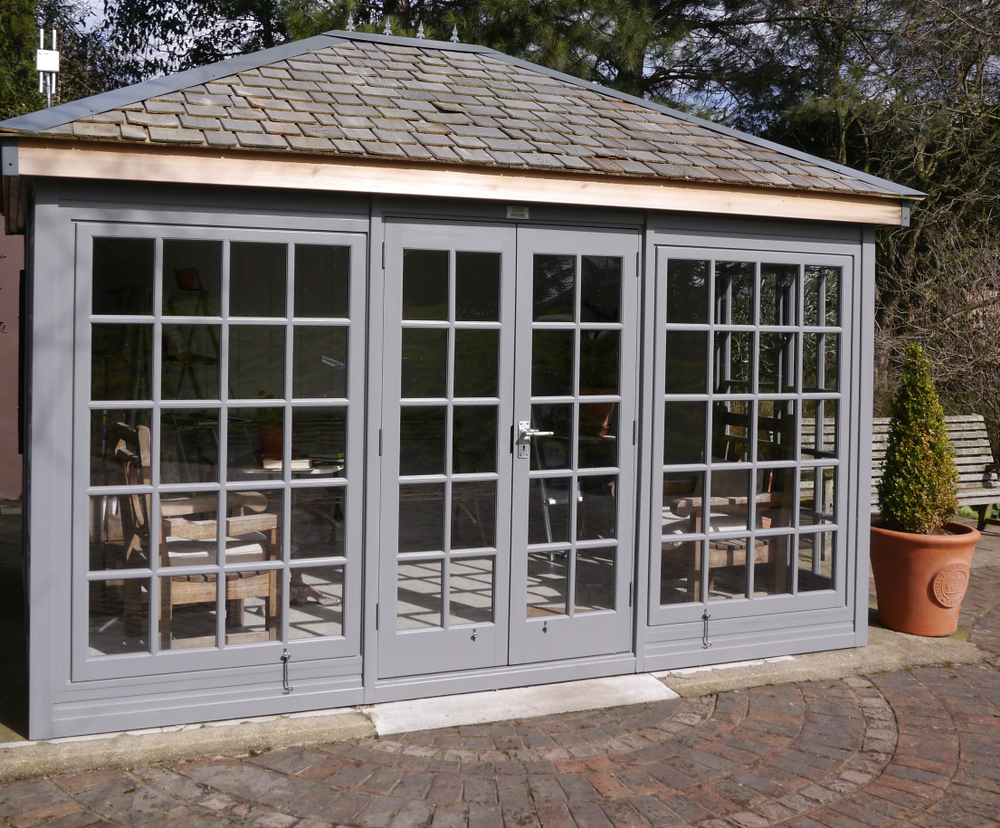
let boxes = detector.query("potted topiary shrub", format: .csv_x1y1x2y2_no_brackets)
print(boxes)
871,343,980,635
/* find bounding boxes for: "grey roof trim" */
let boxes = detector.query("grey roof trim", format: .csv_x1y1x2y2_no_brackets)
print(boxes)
1,139,17,177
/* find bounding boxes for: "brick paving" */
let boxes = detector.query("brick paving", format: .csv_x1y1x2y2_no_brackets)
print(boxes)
5,566,1000,828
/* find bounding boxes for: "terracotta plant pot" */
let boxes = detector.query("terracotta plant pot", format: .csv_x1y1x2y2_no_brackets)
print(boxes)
257,425,283,457
870,521,979,636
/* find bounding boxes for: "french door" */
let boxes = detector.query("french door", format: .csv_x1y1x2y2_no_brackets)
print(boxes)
377,221,639,678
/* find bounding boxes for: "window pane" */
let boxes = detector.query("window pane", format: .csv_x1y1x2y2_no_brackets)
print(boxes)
662,472,704,536
160,408,220,484
581,256,621,323
294,245,350,318
760,264,798,326
90,493,150,571
403,249,448,320
665,330,708,394
578,475,616,541
575,547,615,612
528,478,571,544
454,330,498,397
453,405,497,474
449,557,494,625
89,578,149,655
802,400,837,459
225,569,281,643
714,261,754,326
90,409,152,487
289,566,344,638
163,239,222,317
580,331,618,394
756,467,795,529
713,331,752,394
804,265,840,327
93,237,154,316
527,551,568,617
397,560,443,629
664,401,705,465
531,404,573,470
708,468,750,532
399,406,447,476
92,324,153,401
758,332,797,393
160,490,221,567
800,467,836,525
399,484,445,552
661,541,701,604
291,487,345,559
293,326,347,398
452,482,496,549
455,252,500,321
667,260,709,324
225,407,284,480
230,242,286,318
293,407,346,468
532,330,574,396
804,333,838,392
401,329,447,398
579,403,617,469
228,325,284,400
712,400,751,463
160,573,218,649
757,399,796,463
162,324,221,400
534,254,575,321
707,538,747,600
798,533,835,591
754,536,791,596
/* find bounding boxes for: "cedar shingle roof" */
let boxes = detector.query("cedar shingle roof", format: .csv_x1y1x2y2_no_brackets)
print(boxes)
0,32,918,199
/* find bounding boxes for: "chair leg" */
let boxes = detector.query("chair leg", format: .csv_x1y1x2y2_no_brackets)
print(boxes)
977,504,989,532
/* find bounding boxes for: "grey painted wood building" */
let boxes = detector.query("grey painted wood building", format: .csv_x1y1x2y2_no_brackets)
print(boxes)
0,30,918,739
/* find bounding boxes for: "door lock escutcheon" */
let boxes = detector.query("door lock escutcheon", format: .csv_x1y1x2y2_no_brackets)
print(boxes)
516,420,554,460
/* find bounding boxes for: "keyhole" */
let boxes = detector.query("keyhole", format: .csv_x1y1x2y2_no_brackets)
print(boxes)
542,621,549,633
471,629,478,642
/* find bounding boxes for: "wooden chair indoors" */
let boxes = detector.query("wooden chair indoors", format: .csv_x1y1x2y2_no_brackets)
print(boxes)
115,422,280,648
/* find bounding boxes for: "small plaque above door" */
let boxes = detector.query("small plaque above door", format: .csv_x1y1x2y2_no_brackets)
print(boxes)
507,205,530,220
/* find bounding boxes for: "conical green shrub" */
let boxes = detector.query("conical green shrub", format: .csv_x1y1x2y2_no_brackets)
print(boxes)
877,343,959,534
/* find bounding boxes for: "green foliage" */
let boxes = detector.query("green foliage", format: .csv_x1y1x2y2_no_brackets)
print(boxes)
877,344,958,534
0,0,39,120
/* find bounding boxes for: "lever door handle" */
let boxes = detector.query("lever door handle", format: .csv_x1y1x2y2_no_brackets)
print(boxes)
517,421,554,441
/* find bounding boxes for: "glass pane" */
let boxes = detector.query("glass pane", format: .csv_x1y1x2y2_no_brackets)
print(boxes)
575,547,615,612
229,325,284,400
707,538,747,600
397,560,443,629
90,493,150,571
531,404,572,470
399,484,445,552
90,409,152,487
532,330,574,396
665,330,708,394
225,490,281,565
399,406,447,476
92,323,153,401
291,487,345,559
401,329,447,398
708,468,750,532
456,251,500,321
581,256,621,323
294,326,348,398
163,239,222,316
93,237,154,316
527,551,568,616
802,400,837,458
294,244,350,318
162,324,221,400
528,478,571,544
160,573,218,649
754,536,791,596
666,260,708,324
289,566,344,638
160,408,220,484
534,254,575,321
159,490,220,567
662,472,704,536
449,557,494,625
230,242,286,318
403,249,448,320
758,332,797,393
663,401,705,465
292,407,347,469
225,569,281,643
712,400,751,463
453,406,497,474
661,541,701,604
454,330,499,397
225,408,284,480
580,331,619,394
804,266,840,327
452,482,496,549
798,533,835,591
757,399,796,463
579,403,617,469
756,467,795,529
803,333,838,392
89,578,149,655
714,261,753,325
713,331,752,394
578,475,616,541
800,467,836,525
760,264,798,326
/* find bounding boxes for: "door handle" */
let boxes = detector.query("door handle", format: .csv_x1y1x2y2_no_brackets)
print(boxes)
516,421,554,459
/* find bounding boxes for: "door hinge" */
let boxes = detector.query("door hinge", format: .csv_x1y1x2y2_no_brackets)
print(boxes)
381,241,386,269
375,603,379,630
629,582,634,607
378,428,383,456
632,420,637,445
636,251,641,276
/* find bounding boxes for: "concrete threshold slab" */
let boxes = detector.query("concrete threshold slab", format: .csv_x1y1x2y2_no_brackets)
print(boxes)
364,675,679,736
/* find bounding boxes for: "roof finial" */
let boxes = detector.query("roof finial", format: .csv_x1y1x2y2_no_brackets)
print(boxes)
416,21,425,39
383,17,392,36
345,12,355,32
450,24,460,43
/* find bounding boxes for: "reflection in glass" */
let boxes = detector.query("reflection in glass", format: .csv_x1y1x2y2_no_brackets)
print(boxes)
662,472,704,535
757,399,796,463
528,478,572,544
289,566,344,637
399,484,445,552
805,265,839,327
295,245,350,318
90,409,152,487
92,324,153,401
579,403,617,469
399,406,447,476
397,560,443,629
161,324,221,400
453,405,497,473
804,333,838,392
581,256,621,323
575,547,615,612
712,400,751,463
759,332,797,393
93,237,154,316
294,327,348,398
527,551,568,616
452,482,496,549
401,329,447,398
581,331,619,394
578,475,616,540
159,490,221,567
802,400,837,458
667,260,709,324
800,467,836,525
230,242,287,318
707,538,747,600
665,330,708,394
760,264,798,326
291,487,345,559
403,249,448,320
534,254,575,321
449,557,494,624
663,402,705,465
225,408,283,479
531,405,572,470
89,578,149,656
225,569,281,643
456,252,500,321
160,408,220,484
90,493,149,571
708,468,750,532
754,536,791,596
798,532,835,591
532,330,574,396
755,467,795,529
661,541,701,604
160,573,217,649
292,407,346,467
163,239,222,316
454,330,498,397
229,325,284,400
714,261,754,325
713,331,752,393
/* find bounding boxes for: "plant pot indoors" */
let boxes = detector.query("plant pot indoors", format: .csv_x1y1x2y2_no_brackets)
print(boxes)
870,344,980,636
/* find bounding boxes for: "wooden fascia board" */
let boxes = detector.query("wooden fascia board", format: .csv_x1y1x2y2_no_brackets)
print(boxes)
15,138,905,225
